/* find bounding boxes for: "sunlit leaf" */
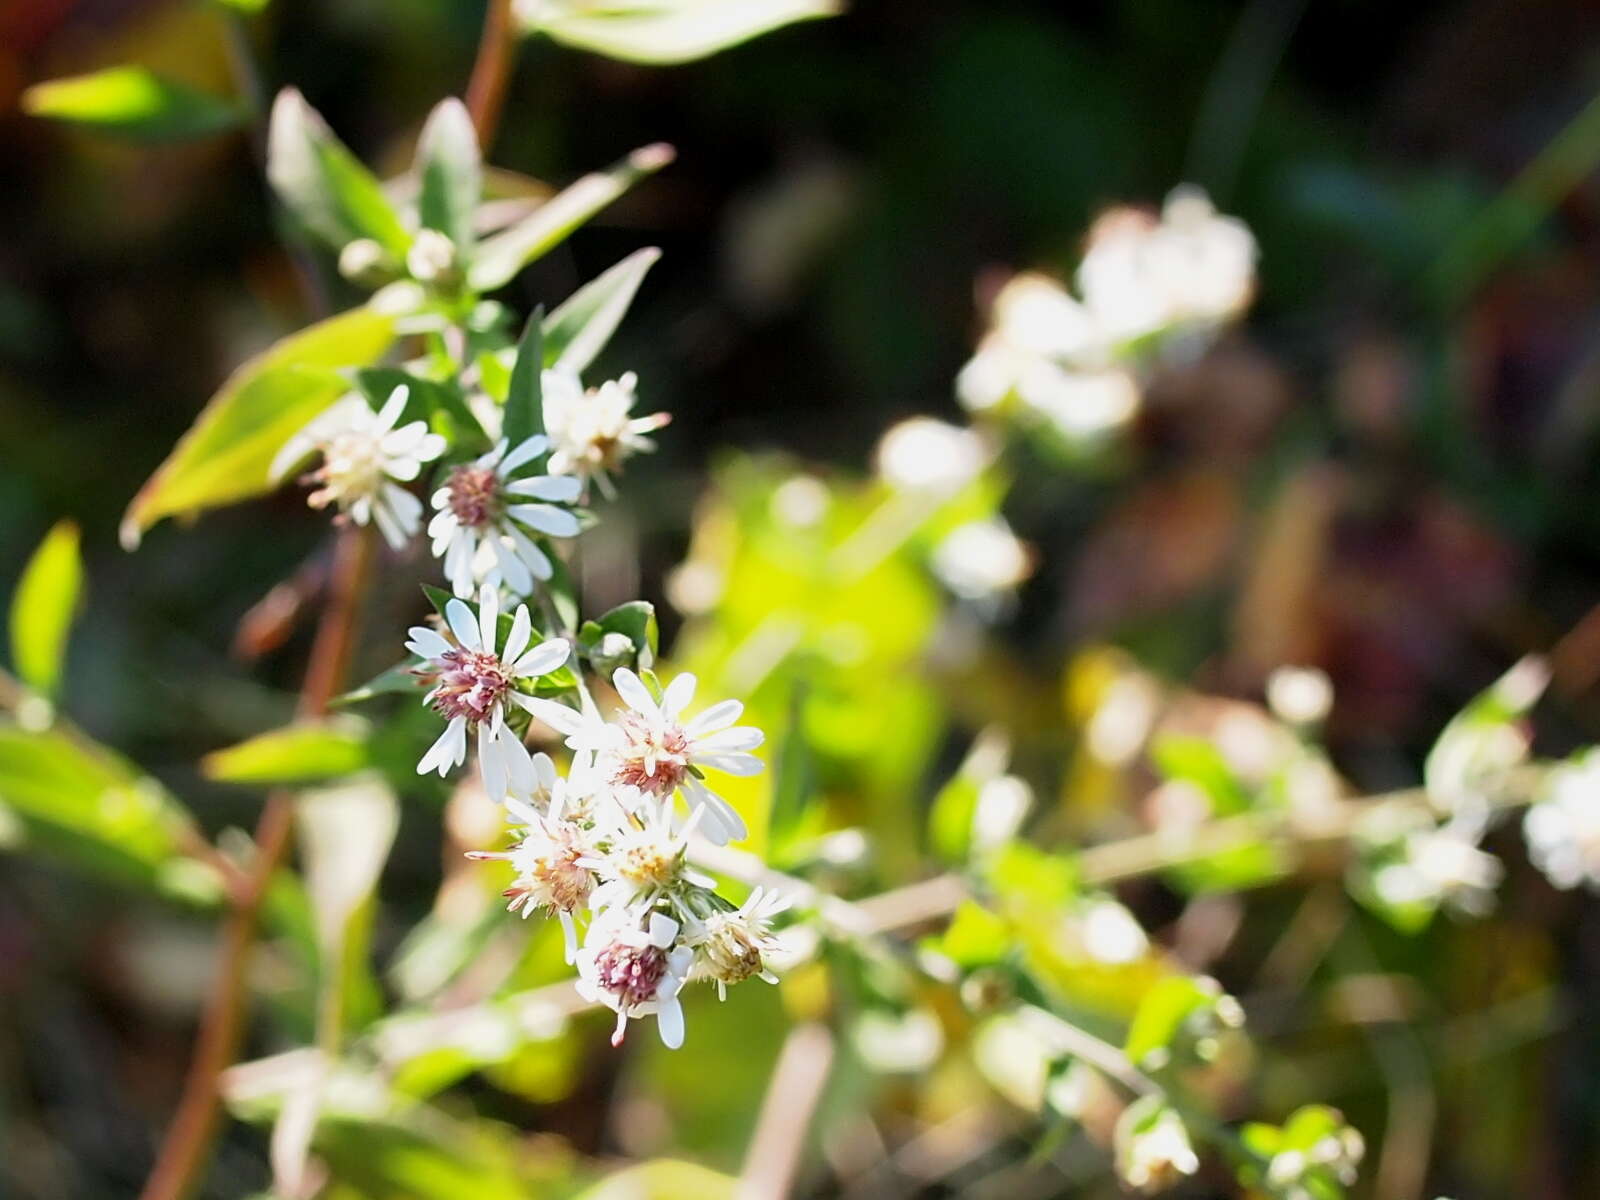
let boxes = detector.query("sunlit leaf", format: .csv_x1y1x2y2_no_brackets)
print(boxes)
415,97,481,254
0,724,219,902
1122,976,1213,1068
468,144,675,292
202,719,369,785
23,66,243,142
503,311,545,448
578,600,659,669
9,521,82,699
268,88,411,256
575,1159,736,1200
121,306,399,547
526,0,839,66
543,246,661,373
935,900,1010,969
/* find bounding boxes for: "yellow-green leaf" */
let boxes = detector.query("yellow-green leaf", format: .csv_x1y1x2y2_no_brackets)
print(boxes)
202,719,370,785
23,66,244,142
9,521,82,698
121,306,398,547
468,144,675,293
543,246,661,373
526,0,839,65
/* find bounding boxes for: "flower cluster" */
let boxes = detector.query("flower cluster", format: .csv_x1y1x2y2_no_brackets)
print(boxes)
956,186,1256,447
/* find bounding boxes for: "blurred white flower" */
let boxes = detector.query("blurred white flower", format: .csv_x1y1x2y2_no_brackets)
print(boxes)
272,387,446,550
427,435,583,598
1371,826,1502,917
1080,897,1148,964
541,369,670,498
406,228,459,286
1116,1099,1200,1193
931,518,1032,602
1267,665,1334,727
527,668,764,845
1526,751,1600,890
1015,362,1141,444
407,584,571,802
874,417,989,494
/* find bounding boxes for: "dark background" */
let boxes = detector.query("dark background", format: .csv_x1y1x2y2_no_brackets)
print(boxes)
5,0,1600,1195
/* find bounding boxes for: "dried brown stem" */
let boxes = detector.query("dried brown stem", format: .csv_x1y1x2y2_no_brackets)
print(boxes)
465,0,518,151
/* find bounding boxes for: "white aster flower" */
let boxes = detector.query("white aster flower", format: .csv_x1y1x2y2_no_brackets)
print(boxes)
1116,1100,1200,1194
427,435,583,598
1373,827,1503,917
874,417,990,495
271,387,446,550
575,909,695,1048
541,368,670,498
931,518,1032,602
526,668,764,846
588,791,716,918
473,785,598,961
688,886,788,999
408,584,571,802
1526,751,1600,890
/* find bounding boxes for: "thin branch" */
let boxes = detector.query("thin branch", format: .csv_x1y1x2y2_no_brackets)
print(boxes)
465,0,518,151
737,1023,837,1200
139,524,377,1200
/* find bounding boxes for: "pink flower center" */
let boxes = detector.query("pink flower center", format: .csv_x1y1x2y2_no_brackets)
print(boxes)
426,647,512,725
610,711,692,796
594,940,668,1008
446,465,501,528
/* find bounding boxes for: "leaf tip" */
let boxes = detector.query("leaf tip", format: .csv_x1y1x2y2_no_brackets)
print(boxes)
632,143,676,172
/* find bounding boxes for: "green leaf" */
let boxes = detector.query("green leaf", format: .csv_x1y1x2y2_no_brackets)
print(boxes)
202,719,369,785
577,600,658,665
468,144,676,292
267,88,411,257
0,724,219,902
1150,734,1251,815
574,1160,736,1200
766,679,814,844
928,729,1010,864
503,311,545,449
936,900,1010,969
9,521,82,699
543,246,661,374
121,306,399,547
525,0,840,65
23,67,243,142
334,660,423,707
415,97,481,254
1122,976,1213,1068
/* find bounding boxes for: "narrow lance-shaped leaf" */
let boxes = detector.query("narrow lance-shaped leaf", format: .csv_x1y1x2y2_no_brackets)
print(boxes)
525,0,841,66
544,246,661,374
468,144,676,293
503,310,545,448
414,97,482,255
202,719,370,785
121,306,399,548
268,88,412,257
9,521,83,699
22,66,244,141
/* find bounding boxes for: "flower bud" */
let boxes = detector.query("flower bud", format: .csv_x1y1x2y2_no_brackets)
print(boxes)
337,237,394,286
406,229,460,289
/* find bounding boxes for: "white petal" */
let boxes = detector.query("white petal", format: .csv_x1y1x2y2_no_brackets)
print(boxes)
697,752,764,777
503,605,532,665
525,697,586,737
417,716,467,776
661,673,697,720
405,626,452,659
508,503,580,538
695,726,765,754
500,435,549,474
498,725,537,799
687,699,742,736
490,534,535,596
514,638,570,678
506,474,583,502
479,723,508,800
503,524,553,581
612,668,657,718
445,598,480,649
477,584,500,652
377,384,409,430
647,911,679,947
655,997,684,1049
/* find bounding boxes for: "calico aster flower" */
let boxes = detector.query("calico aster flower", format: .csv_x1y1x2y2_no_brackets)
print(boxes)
271,386,446,550
542,368,670,498
587,792,717,919
427,436,583,598
576,909,695,1048
689,886,787,1000
408,584,570,802
526,668,764,845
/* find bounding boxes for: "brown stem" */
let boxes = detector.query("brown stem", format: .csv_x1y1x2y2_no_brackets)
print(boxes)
465,0,517,151
138,525,376,1200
